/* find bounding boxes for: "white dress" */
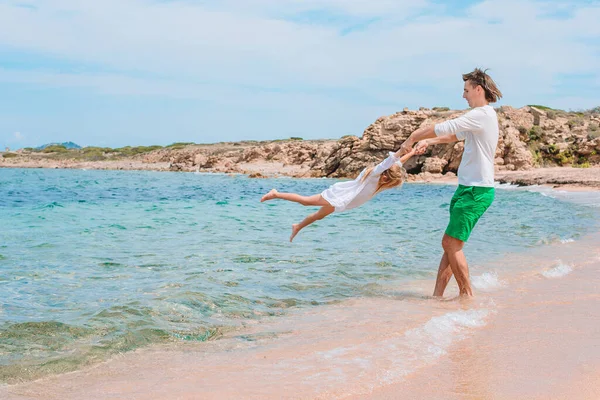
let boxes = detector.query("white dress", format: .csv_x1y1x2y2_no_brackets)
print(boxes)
321,152,402,212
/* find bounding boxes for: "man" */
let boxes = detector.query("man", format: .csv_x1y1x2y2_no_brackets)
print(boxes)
400,68,503,297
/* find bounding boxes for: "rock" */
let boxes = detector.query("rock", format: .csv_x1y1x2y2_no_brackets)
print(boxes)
422,157,448,173
241,147,266,162
194,154,207,166
505,145,534,170
203,156,219,168
556,143,570,152
169,163,184,171
529,106,547,126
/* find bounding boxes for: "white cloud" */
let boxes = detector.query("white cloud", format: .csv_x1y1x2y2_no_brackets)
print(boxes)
0,0,597,91
0,0,598,145
13,131,23,141
190,0,431,19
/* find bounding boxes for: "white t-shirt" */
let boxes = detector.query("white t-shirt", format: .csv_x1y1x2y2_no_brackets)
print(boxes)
434,105,499,187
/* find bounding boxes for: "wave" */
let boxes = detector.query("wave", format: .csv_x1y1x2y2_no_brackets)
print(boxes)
536,236,578,246
541,262,573,278
379,307,494,384
472,271,505,291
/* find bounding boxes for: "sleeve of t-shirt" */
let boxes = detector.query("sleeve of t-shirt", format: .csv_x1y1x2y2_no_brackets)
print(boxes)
434,109,484,140
373,152,401,176
355,169,366,182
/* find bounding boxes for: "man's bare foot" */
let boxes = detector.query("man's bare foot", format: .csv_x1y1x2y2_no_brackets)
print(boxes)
290,224,301,242
261,189,278,202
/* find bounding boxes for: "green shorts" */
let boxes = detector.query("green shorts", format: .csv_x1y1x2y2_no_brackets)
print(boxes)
446,185,495,242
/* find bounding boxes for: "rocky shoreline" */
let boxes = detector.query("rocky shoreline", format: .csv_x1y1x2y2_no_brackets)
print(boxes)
2,106,599,190
495,167,600,190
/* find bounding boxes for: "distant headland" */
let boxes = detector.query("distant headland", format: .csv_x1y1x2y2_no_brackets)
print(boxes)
2,105,599,189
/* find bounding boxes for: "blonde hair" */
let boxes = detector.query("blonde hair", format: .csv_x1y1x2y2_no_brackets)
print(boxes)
360,164,404,195
462,68,503,103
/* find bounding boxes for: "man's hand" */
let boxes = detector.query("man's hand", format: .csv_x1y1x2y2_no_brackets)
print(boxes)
415,140,429,155
398,125,436,156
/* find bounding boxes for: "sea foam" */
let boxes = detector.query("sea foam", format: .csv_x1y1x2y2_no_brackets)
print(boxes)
541,262,573,278
472,271,505,291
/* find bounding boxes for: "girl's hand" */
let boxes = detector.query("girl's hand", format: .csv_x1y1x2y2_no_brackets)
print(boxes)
415,140,429,155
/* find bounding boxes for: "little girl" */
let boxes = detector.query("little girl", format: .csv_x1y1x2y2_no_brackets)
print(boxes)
261,146,421,242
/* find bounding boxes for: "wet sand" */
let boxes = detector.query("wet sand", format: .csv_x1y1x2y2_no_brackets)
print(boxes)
2,230,600,399
355,240,600,399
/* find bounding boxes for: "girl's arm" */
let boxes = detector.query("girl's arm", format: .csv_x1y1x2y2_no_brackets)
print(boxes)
373,146,423,176
398,147,419,164
372,152,401,175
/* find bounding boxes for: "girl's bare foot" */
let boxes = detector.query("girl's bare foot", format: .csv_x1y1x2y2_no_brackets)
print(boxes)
261,189,278,202
290,224,301,242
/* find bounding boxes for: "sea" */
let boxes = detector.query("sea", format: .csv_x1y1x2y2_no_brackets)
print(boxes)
1,167,600,398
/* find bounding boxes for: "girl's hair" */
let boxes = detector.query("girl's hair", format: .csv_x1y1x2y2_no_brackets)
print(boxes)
462,68,503,103
361,164,404,194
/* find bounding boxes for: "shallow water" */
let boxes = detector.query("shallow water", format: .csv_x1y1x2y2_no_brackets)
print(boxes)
4,234,600,400
1,168,599,383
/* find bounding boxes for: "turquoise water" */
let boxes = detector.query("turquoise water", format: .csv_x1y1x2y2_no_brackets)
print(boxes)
1,168,599,382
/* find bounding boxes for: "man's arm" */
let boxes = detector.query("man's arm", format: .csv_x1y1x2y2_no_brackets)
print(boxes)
414,133,459,154
398,125,436,155
400,109,483,155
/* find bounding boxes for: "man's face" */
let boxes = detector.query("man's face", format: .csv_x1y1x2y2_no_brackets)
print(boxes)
462,81,479,107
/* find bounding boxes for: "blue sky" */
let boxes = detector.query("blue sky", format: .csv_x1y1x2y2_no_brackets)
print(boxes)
0,0,599,149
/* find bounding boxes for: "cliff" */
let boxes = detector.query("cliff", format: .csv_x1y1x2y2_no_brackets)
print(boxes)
148,105,600,178
2,106,599,181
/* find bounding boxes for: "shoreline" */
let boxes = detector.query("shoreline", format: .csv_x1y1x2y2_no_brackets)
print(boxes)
495,167,600,191
3,231,600,399
2,161,600,192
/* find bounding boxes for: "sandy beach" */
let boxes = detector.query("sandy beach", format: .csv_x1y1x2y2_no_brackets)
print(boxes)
2,221,599,399
356,235,600,400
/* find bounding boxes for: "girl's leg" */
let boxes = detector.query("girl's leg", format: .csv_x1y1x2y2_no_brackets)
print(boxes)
290,205,335,242
261,189,330,207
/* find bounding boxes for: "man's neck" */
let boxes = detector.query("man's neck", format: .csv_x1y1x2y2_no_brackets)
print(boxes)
472,99,489,108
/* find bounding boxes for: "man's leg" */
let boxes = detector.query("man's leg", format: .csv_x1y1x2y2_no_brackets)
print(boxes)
433,252,453,297
290,205,335,242
441,234,472,297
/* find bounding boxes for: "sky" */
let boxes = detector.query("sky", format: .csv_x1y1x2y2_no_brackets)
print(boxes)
0,0,599,149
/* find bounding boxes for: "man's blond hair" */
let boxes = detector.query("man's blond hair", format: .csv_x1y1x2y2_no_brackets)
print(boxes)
462,68,503,103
